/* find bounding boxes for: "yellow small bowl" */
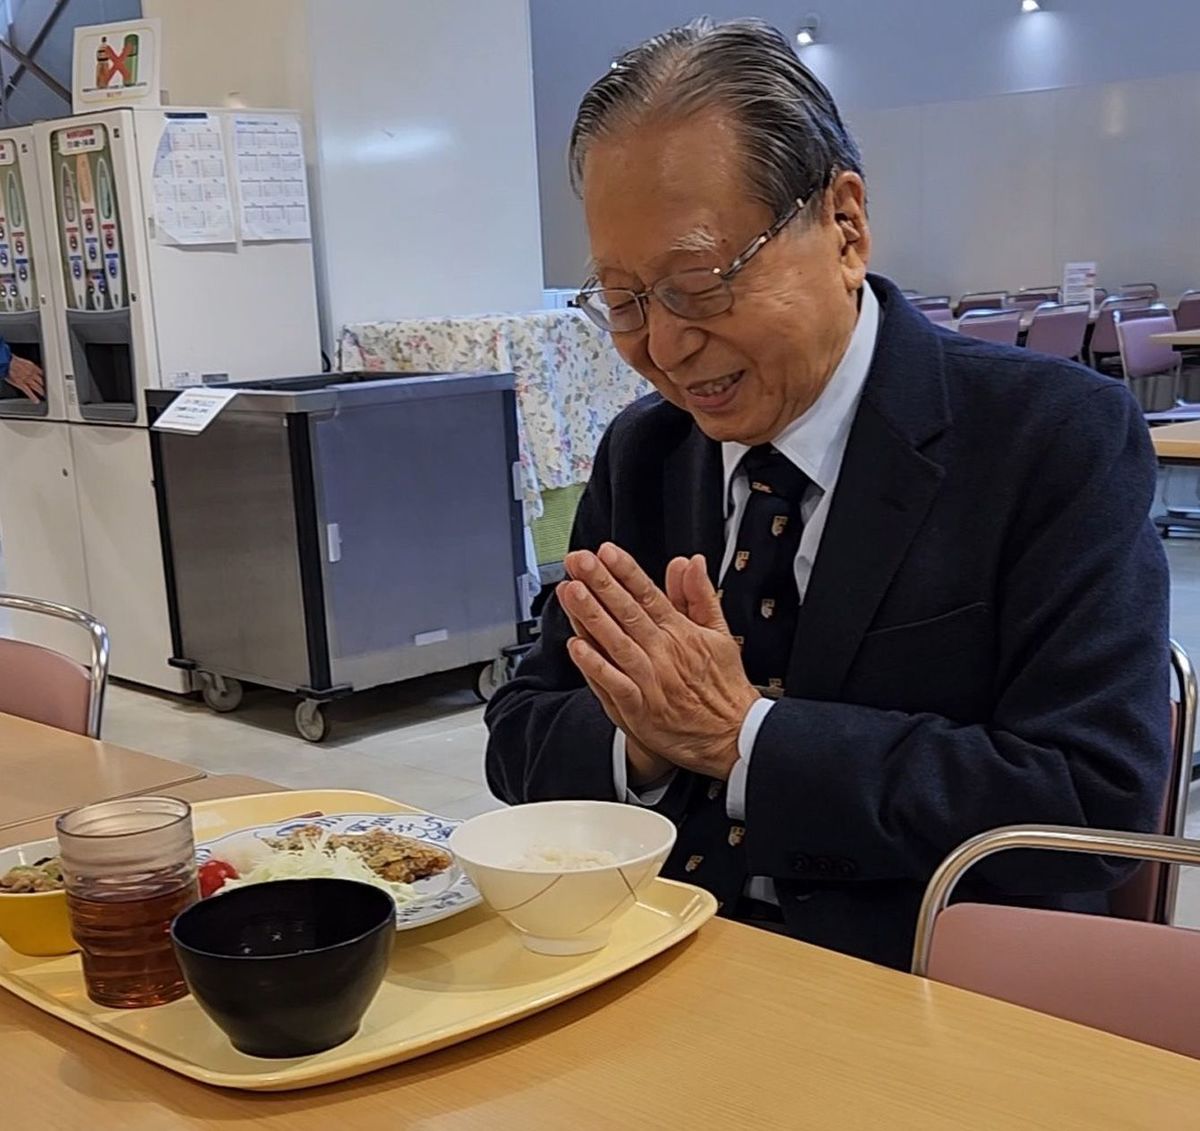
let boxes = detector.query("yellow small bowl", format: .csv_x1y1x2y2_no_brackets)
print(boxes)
0,838,76,957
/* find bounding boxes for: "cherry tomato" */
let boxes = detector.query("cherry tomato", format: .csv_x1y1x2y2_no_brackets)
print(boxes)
198,858,239,898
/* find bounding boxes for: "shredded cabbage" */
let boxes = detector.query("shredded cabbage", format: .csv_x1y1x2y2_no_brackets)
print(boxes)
219,833,416,905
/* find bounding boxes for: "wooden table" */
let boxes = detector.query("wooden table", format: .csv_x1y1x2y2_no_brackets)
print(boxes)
0,712,206,831
3,909,1199,1129
3,769,1199,1126
1152,329,1200,348
1151,419,1200,461
0,775,283,848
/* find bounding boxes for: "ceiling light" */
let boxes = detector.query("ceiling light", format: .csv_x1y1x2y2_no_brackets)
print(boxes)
1022,0,1041,12
796,16,819,46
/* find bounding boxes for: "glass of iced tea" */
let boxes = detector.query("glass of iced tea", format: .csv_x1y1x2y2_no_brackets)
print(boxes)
56,796,198,1009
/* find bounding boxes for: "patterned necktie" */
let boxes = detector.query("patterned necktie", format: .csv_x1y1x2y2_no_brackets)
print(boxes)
720,444,811,696
662,445,810,916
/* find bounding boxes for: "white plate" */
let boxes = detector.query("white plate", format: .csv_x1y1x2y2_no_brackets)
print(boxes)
196,812,481,930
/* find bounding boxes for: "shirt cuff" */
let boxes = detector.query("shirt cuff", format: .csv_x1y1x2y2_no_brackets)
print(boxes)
612,728,674,807
726,698,775,821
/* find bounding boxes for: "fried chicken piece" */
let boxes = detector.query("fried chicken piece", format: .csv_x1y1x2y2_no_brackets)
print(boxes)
266,825,452,884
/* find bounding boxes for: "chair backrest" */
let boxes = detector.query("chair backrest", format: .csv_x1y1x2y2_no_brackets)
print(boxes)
1009,287,1060,311
900,289,921,298
912,826,1200,1060
1109,640,1196,922
955,291,1008,317
1093,286,1109,305
1116,310,1179,379
1023,303,1090,359
922,306,955,325
912,295,952,311
1175,290,1200,332
956,308,1021,345
1090,296,1152,355
0,595,109,737
1121,282,1160,300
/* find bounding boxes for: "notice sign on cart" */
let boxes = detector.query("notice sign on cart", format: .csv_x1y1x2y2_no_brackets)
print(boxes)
73,18,161,112
152,388,237,435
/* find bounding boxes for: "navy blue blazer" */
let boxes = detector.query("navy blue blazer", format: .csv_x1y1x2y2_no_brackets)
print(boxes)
485,274,1171,969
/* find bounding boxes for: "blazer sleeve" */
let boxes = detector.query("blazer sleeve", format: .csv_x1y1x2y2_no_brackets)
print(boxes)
484,427,697,820
743,383,1172,895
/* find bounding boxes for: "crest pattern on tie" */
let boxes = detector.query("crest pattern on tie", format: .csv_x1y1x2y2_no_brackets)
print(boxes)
719,444,810,690
662,445,811,917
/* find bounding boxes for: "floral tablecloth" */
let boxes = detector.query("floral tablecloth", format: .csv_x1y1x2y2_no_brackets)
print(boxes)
338,309,651,519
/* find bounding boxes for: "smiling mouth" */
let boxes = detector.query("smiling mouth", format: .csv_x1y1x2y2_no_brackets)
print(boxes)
686,371,745,401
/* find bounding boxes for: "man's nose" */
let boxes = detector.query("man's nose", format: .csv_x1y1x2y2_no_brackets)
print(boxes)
644,298,705,375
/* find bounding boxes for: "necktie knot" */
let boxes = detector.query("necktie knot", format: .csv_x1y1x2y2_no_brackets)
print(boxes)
741,445,811,503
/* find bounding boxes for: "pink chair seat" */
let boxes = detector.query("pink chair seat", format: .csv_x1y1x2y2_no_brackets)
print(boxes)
0,637,92,735
928,902,1200,1059
957,309,1021,345
0,596,109,736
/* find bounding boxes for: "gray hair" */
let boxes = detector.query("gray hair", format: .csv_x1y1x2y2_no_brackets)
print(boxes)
568,18,864,223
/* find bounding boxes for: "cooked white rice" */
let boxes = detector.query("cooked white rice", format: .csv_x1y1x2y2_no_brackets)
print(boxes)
515,845,619,871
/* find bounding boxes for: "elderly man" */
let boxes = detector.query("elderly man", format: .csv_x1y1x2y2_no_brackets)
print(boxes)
485,18,1169,968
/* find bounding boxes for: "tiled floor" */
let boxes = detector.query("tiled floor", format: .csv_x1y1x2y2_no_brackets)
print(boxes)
103,669,500,822
103,537,1200,923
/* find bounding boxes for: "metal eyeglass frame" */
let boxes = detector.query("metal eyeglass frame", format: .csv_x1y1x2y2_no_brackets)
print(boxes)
573,196,808,333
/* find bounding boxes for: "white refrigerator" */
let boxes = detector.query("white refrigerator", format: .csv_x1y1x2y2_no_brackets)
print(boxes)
0,106,321,689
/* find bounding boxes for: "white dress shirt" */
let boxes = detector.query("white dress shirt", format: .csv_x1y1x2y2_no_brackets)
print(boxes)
612,285,881,900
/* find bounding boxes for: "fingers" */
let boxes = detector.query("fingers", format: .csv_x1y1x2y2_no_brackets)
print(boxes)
596,542,680,626
682,554,730,631
665,557,690,615
564,547,663,646
558,578,654,681
567,637,645,717
7,359,44,401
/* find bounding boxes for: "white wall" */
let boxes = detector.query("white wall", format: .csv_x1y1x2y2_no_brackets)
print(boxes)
308,0,544,333
852,72,1200,299
141,0,333,347
141,0,312,114
531,0,1200,290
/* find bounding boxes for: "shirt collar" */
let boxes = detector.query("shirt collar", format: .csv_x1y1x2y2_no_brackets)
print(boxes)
721,281,880,514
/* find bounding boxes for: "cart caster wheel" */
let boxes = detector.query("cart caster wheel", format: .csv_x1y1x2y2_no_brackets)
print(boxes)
474,659,505,704
201,675,244,714
295,700,328,743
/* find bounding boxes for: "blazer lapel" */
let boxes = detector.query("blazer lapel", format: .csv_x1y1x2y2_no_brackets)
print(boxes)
788,276,953,699
661,420,724,585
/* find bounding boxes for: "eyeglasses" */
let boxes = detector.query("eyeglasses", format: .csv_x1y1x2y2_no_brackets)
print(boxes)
573,197,807,333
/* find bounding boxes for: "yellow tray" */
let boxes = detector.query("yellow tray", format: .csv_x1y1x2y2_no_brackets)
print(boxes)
0,789,717,1091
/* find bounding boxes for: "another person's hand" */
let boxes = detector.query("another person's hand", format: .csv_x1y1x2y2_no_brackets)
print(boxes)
557,543,758,780
5,356,44,402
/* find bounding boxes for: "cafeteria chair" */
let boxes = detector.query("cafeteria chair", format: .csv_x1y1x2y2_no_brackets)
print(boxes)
1023,303,1090,360
1088,295,1152,371
1116,309,1181,412
0,595,109,738
922,306,955,325
911,295,952,312
1107,639,1196,922
1170,290,1200,399
954,291,1008,317
956,308,1021,345
1009,287,1060,311
1174,290,1200,331
911,827,1200,1060
1121,282,1160,301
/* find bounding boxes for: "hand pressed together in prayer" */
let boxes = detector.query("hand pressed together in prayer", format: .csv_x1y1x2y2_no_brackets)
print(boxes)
557,542,760,785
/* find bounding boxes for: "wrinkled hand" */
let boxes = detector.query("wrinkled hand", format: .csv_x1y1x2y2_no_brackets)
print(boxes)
5,355,44,402
557,542,758,780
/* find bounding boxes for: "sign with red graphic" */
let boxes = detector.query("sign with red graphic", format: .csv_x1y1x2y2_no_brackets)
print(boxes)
73,19,161,112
